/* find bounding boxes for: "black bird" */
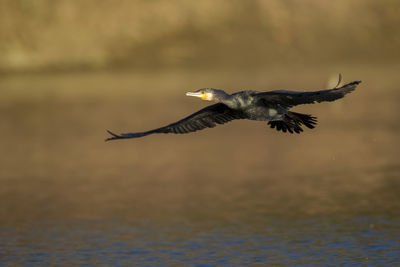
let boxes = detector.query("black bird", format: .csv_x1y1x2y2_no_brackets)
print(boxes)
106,77,361,141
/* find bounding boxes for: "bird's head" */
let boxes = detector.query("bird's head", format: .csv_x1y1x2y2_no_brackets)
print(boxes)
186,88,228,102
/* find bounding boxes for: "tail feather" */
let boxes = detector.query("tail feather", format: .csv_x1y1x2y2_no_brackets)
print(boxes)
268,111,317,134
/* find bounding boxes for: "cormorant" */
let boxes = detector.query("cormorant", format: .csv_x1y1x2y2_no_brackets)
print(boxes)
106,77,361,141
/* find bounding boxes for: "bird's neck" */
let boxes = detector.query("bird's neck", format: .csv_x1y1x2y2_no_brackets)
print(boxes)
215,92,238,109
218,93,249,110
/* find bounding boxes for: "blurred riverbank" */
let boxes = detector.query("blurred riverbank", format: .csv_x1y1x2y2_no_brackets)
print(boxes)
1,0,400,73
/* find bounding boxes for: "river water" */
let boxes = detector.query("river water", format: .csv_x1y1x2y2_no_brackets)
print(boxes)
0,66,399,265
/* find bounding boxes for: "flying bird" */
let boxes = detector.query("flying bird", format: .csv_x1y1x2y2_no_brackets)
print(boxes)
106,76,361,141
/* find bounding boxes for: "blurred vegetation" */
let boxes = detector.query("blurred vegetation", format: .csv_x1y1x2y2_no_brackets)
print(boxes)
0,0,399,73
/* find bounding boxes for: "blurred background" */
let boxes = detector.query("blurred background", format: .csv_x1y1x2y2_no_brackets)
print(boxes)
1,0,400,72
1,0,399,265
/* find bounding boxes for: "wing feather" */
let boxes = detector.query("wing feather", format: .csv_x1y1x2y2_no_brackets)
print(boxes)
106,103,245,141
255,81,361,108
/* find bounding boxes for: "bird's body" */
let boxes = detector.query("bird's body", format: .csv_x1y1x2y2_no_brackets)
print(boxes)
106,78,361,141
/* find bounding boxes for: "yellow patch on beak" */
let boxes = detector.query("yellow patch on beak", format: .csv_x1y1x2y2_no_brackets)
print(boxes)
201,92,213,100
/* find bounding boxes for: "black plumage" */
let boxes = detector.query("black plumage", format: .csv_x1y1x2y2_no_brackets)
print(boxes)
106,79,361,141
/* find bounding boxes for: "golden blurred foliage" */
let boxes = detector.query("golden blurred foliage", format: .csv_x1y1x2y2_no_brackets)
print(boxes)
1,0,399,72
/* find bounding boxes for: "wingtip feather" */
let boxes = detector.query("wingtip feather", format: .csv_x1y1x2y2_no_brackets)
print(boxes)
105,130,121,141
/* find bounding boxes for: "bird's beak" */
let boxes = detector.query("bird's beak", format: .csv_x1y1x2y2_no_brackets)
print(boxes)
186,92,204,98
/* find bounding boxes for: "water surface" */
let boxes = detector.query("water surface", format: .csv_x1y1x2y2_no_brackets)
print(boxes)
0,66,399,265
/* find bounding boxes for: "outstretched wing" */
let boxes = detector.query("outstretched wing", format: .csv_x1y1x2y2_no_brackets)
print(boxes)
255,81,361,108
106,103,246,141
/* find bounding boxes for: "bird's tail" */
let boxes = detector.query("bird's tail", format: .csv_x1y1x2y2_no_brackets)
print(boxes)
268,112,317,134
